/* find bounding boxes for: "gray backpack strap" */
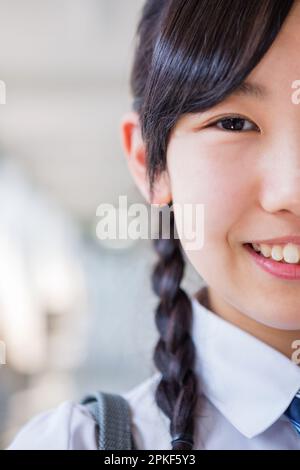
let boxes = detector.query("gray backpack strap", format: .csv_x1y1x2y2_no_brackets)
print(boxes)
80,391,136,450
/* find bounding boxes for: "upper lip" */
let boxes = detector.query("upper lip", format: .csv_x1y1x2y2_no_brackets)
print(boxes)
247,236,300,246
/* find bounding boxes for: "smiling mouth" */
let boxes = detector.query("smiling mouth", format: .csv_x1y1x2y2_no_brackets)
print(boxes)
243,242,300,265
242,242,300,281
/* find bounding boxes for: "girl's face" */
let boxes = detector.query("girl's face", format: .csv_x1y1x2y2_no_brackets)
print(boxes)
166,3,300,330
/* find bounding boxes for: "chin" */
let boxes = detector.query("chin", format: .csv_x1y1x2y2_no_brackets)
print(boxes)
255,314,300,331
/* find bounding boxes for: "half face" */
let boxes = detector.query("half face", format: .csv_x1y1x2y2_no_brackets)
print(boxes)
166,2,300,330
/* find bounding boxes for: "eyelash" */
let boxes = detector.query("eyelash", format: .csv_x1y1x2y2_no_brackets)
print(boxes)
207,115,260,133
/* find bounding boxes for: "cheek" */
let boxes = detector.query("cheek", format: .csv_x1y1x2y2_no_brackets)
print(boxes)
167,137,252,250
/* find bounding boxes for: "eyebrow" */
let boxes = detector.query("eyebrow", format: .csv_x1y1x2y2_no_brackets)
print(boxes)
230,80,269,99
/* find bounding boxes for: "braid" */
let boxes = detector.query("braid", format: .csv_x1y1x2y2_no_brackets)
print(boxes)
151,205,199,450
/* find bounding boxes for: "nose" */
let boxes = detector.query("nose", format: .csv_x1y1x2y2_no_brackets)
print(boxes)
259,136,300,217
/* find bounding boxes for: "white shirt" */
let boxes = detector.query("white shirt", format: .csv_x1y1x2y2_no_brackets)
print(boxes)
6,284,300,450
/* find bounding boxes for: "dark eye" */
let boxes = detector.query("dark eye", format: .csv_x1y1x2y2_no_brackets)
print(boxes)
211,116,259,132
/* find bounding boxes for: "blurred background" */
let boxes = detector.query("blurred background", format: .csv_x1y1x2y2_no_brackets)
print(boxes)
0,0,202,448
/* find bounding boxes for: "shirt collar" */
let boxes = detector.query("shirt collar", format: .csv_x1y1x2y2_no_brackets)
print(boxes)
191,284,300,438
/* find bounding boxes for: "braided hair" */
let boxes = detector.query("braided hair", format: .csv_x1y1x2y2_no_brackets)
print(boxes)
152,206,197,450
129,0,295,450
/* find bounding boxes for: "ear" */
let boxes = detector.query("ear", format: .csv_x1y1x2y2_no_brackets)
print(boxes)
120,111,172,206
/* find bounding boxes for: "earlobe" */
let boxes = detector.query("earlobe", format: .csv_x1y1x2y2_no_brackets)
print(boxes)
150,171,172,207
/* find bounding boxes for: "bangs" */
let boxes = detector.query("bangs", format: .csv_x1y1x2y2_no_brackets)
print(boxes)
143,0,294,118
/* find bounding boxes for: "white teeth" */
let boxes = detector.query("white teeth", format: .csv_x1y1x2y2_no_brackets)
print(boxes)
252,243,260,252
260,244,271,257
271,245,283,261
250,242,300,264
283,243,300,264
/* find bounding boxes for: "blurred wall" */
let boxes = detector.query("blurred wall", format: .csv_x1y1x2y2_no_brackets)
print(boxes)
0,0,145,219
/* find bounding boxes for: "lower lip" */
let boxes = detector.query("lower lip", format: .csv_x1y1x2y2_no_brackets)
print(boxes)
243,243,300,280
